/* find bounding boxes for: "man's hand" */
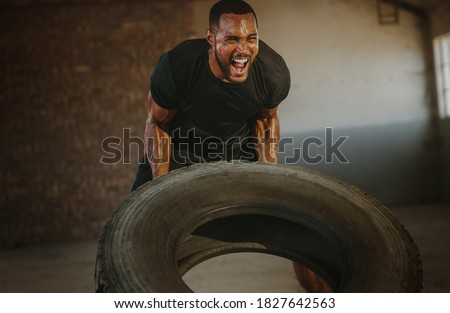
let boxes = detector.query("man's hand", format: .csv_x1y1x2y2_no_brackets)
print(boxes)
145,93,176,178
254,106,280,164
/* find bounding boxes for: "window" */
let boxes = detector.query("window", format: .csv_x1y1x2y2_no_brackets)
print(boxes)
434,34,450,119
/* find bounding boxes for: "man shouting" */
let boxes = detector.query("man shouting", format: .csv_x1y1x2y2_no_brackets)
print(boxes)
131,0,291,190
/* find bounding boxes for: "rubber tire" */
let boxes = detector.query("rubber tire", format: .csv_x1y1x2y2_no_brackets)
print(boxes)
95,161,422,292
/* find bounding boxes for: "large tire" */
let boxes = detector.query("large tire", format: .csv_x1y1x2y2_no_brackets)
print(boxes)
95,161,422,292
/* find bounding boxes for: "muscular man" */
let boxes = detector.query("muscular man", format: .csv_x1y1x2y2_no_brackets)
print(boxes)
131,0,331,293
131,0,290,191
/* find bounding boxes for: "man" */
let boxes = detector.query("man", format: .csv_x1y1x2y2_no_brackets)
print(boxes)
131,0,332,293
131,0,290,191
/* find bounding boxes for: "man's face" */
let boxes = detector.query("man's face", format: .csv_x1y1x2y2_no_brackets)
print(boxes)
208,13,259,84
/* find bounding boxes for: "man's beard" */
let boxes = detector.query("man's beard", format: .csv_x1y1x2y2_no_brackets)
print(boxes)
214,46,233,82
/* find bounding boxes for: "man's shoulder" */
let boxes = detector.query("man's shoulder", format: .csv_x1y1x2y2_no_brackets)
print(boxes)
255,40,288,75
151,39,210,108
253,40,291,106
167,38,209,69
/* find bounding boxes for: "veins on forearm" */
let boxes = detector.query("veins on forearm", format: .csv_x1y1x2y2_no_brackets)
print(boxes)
255,110,279,163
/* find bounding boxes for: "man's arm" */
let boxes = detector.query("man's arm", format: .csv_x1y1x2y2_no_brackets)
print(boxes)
254,106,280,164
145,92,176,178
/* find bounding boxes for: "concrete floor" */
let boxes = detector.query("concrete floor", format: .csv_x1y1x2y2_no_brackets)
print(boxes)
0,203,449,293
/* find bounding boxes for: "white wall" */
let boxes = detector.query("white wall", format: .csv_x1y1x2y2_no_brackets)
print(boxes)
193,0,440,204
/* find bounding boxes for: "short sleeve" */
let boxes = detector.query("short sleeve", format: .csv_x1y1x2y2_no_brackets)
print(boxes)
266,55,291,109
150,53,178,109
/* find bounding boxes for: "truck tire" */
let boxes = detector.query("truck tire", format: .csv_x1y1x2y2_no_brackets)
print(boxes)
95,161,422,292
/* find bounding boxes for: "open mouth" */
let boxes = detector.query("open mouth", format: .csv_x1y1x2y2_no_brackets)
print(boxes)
230,56,250,75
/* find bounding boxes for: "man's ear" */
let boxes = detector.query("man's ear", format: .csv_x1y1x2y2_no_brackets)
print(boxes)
206,28,215,46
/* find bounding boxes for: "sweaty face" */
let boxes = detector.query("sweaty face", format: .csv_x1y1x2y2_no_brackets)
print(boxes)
208,13,259,84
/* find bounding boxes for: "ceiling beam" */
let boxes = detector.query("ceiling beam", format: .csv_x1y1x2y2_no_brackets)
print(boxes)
378,0,427,17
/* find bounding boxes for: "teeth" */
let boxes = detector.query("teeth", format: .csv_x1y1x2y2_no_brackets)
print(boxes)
233,58,248,64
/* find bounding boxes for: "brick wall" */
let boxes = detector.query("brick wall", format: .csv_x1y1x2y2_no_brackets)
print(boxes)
0,0,194,246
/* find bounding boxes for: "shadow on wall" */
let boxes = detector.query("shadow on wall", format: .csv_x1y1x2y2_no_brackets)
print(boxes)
279,120,441,206
440,119,450,202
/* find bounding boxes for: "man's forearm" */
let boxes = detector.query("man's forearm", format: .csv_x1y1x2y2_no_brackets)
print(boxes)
145,121,171,178
255,114,280,164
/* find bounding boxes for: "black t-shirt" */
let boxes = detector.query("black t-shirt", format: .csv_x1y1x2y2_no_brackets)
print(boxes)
150,39,290,165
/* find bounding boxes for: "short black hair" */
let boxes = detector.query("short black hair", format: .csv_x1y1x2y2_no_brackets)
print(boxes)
209,0,258,31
